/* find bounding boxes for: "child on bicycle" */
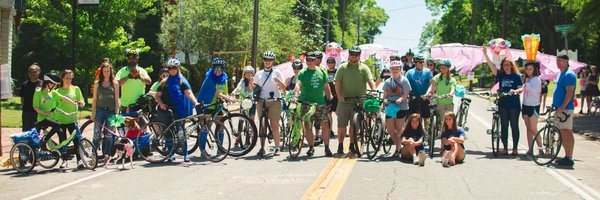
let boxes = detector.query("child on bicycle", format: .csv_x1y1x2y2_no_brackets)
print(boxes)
440,112,466,167
400,113,427,166
232,65,256,120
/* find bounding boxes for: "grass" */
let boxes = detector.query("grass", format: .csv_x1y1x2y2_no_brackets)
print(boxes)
1,97,92,128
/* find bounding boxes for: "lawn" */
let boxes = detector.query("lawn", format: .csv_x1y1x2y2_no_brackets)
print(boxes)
1,97,92,128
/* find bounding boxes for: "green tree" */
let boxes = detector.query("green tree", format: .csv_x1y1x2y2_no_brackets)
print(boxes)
295,0,326,52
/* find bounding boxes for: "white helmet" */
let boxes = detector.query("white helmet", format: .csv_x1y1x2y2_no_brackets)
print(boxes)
390,61,402,68
262,51,276,60
166,59,180,68
243,66,255,73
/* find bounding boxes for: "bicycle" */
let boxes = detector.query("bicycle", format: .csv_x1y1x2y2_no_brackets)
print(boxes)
363,91,392,160
216,92,258,157
136,101,231,163
10,106,98,173
530,106,570,165
456,97,472,131
477,92,513,158
285,100,319,159
255,92,283,157
346,90,383,158
423,94,450,158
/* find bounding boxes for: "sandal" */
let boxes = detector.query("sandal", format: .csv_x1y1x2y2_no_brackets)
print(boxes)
500,148,508,155
511,149,518,156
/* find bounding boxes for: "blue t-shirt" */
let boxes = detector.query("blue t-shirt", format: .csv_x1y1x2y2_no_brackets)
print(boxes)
552,69,576,110
496,72,523,109
441,127,465,151
402,129,424,151
405,68,433,97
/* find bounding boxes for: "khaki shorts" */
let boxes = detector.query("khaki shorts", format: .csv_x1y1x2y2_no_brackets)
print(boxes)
554,109,574,130
336,102,354,128
256,99,282,123
301,104,330,125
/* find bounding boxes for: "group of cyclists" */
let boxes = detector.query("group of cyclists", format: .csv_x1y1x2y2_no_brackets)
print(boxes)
21,41,582,171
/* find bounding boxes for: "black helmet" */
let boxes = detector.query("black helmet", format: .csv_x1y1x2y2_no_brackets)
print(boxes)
43,73,60,84
292,59,303,69
413,54,425,62
389,54,401,61
349,46,362,54
313,50,323,59
405,49,414,57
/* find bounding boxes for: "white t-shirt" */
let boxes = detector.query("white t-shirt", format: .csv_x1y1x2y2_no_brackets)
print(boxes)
253,69,283,99
523,76,541,106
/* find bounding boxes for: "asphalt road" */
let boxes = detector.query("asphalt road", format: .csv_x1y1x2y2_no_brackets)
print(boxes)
1,95,600,200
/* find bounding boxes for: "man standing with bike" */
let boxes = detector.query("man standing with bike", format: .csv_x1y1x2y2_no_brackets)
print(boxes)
294,52,333,157
334,46,376,155
406,55,433,129
553,54,576,166
116,49,152,112
253,51,286,156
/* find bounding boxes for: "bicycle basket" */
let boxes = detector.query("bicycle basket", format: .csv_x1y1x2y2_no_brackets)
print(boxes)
363,98,381,113
11,128,41,146
455,85,466,98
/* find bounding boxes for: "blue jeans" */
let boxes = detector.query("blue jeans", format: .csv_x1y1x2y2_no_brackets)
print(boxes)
499,107,520,150
94,108,116,156
157,108,188,159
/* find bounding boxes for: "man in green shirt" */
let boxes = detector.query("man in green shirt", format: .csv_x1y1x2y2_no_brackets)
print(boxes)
115,49,152,112
294,51,333,157
334,46,376,155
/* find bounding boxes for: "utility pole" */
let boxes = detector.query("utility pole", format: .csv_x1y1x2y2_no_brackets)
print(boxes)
326,0,332,43
251,0,259,70
357,11,360,45
341,0,346,47
502,0,508,38
71,0,78,70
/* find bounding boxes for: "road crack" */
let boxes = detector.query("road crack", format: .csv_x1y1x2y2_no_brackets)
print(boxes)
460,174,474,196
385,168,399,200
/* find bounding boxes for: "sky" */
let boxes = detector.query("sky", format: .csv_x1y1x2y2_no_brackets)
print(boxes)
373,0,434,54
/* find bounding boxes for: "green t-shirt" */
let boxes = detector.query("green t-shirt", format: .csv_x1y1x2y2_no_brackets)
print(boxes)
208,82,228,109
32,89,61,122
298,67,328,105
115,66,150,107
432,75,456,105
334,62,373,100
150,81,160,92
54,86,84,124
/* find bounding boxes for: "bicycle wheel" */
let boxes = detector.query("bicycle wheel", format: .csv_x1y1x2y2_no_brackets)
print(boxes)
287,116,304,159
531,125,562,165
428,115,437,158
491,118,500,158
137,122,174,163
280,115,288,150
10,143,36,173
184,120,201,155
352,113,366,157
382,131,393,154
37,149,61,169
366,118,383,160
202,120,231,163
79,138,98,170
221,113,258,157
457,106,465,127
79,120,99,155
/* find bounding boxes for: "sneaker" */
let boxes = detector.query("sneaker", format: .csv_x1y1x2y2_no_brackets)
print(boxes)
306,148,315,157
418,151,426,166
337,144,344,155
76,161,85,169
60,161,69,169
184,156,191,162
442,152,451,167
556,157,575,166
349,144,356,154
314,137,323,146
538,148,545,156
272,148,280,156
392,151,400,157
324,147,333,157
257,149,265,157
412,155,419,165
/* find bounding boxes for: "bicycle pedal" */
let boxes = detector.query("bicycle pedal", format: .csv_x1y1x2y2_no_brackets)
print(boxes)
464,127,469,132
486,129,492,135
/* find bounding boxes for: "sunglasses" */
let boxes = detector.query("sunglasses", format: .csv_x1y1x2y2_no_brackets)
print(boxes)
417,61,424,63
401,60,408,62
327,62,335,64
263,59,274,61
306,58,315,61
349,53,360,57
427,64,434,66
212,67,222,71
293,68,302,70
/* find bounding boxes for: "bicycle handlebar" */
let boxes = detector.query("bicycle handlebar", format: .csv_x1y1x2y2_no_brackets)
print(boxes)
540,106,571,122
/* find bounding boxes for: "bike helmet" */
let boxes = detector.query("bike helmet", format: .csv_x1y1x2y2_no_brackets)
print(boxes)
211,57,227,67
313,50,323,59
348,46,362,54
390,61,402,68
413,54,425,62
426,58,434,64
159,68,169,73
405,49,414,57
389,54,401,61
436,59,452,67
125,48,140,58
292,59,303,69
242,65,255,74
43,73,61,84
263,51,276,60
166,59,180,68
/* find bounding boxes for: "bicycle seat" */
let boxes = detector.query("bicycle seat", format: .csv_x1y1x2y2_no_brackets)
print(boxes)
461,98,471,103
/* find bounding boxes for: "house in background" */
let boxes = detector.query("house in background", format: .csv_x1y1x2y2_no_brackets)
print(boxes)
0,0,13,99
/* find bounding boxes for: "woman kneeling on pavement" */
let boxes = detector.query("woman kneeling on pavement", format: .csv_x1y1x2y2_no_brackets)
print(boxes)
400,113,427,166
440,112,466,167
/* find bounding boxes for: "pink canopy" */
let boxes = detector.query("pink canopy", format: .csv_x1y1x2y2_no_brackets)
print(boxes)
431,43,588,80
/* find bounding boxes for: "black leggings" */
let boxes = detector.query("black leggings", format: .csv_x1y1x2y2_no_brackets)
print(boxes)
61,123,81,161
35,119,65,147
499,107,520,150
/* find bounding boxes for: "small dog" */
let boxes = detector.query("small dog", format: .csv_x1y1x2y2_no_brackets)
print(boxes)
105,137,135,169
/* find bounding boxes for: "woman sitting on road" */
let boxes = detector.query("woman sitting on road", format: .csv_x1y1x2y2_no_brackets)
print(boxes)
440,112,466,167
400,113,427,166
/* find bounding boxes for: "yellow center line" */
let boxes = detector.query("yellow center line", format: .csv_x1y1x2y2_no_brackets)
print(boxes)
302,141,358,200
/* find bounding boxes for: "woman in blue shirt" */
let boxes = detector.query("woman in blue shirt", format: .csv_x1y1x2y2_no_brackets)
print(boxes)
400,113,427,166
483,45,523,156
440,112,465,167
